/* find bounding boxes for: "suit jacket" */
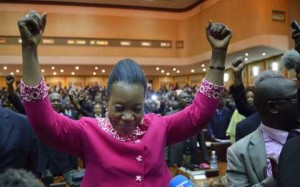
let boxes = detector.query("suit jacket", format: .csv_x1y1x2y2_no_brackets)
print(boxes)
167,136,196,166
0,107,35,173
277,135,300,187
226,127,276,187
36,139,77,176
7,93,78,176
235,112,261,142
63,108,80,120
166,110,209,166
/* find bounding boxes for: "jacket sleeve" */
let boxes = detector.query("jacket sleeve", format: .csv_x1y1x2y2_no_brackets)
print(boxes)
226,146,276,187
164,80,222,145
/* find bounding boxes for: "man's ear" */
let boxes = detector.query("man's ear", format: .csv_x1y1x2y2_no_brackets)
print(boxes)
266,101,279,114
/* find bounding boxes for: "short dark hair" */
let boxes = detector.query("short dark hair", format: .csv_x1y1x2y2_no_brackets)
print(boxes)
107,58,147,97
0,169,44,187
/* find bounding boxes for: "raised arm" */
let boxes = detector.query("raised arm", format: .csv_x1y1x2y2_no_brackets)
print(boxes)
164,22,233,144
6,75,26,114
204,21,233,86
232,57,244,87
291,21,300,81
230,57,256,117
18,10,46,86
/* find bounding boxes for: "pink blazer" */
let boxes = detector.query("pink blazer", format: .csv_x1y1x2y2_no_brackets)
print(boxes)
24,89,219,186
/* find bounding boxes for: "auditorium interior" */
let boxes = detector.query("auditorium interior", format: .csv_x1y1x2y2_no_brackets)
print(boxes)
0,0,300,186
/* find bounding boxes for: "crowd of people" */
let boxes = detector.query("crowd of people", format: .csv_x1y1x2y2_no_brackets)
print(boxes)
1,9,300,187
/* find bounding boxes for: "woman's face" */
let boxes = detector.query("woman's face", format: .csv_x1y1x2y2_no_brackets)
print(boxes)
246,91,254,106
107,82,145,135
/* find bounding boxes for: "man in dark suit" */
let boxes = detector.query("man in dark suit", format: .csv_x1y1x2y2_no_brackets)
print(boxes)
63,97,80,120
278,135,300,187
166,90,209,166
227,77,300,186
230,58,284,142
276,27,300,187
35,93,77,177
235,112,261,142
0,107,36,174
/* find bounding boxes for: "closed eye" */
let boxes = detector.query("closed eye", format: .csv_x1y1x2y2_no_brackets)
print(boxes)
134,107,143,113
114,105,124,112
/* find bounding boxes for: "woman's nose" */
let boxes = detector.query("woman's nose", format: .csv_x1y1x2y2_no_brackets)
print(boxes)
122,113,134,121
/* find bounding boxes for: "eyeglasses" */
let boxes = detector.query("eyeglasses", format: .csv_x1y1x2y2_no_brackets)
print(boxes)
269,98,298,104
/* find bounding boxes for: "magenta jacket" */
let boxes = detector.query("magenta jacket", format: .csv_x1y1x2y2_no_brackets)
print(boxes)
21,79,222,187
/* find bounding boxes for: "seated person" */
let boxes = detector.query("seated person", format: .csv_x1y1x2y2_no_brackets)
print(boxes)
226,76,300,186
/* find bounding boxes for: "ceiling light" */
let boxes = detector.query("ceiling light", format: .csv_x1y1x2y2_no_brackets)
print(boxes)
71,72,75,75
244,58,248,61
271,62,279,71
53,72,57,75
102,69,105,73
16,69,19,73
76,40,86,45
161,70,165,73
51,66,55,70
160,42,171,47
67,40,75,44
120,41,131,46
156,67,160,70
41,69,45,73
224,73,229,82
60,69,64,73
75,66,79,70
3,66,7,70
252,66,259,76
96,41,108,45
203,68,206,72
95,67,98,70
173,68,176,71
141,42,151,47
245,53,249,56
42,39,54,44
176,70,180,73
201,64,205,67
166,72,170,76
262,52,266,56
191,69,195,73
10,72,14,75
93,72,96,75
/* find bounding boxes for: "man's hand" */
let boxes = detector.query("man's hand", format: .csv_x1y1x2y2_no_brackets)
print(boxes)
291,21,300,53
232,57,245,74
268,156,278,180
206,21,233,50
18,10,47,48
291,25,300,79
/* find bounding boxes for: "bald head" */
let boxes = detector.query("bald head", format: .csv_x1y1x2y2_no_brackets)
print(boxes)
254,70,284,87
254,78,298,109
254,77,300,131
177,91,192,109
49,92,62,113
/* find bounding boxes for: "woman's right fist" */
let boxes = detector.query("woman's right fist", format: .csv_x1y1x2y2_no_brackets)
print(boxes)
18,10,47,48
